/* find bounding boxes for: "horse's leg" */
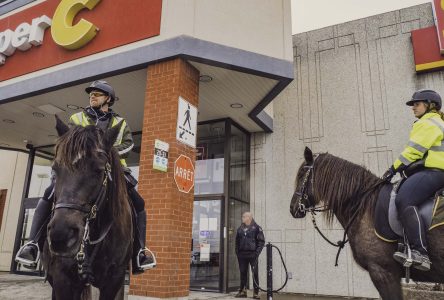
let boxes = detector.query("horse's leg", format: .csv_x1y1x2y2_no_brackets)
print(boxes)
367,263,403,300
98,270,126,300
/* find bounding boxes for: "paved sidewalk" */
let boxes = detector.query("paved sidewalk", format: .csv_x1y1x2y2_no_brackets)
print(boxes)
0,273,240,299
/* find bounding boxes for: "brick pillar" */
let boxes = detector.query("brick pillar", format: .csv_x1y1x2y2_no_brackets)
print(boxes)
129,58,199,299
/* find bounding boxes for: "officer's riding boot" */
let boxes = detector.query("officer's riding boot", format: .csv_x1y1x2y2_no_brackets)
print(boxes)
132,210,156,274
15,198,52,269
395,206,431,271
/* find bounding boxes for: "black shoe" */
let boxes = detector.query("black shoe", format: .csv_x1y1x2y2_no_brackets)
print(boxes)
235,289,247,298
411,250,431,271
15,242,39,269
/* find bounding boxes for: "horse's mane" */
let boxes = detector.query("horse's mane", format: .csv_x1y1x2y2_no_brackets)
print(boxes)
54,125,129,225
312,153,383,225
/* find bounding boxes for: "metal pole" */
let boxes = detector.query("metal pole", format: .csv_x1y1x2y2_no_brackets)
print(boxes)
266,242,273,300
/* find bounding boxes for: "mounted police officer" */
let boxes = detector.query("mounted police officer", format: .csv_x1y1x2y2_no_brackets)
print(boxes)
382,89,444,271
235,212,265,299
15,80,155,274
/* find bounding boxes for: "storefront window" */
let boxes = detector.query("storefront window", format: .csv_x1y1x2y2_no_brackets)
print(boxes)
195,122,225,195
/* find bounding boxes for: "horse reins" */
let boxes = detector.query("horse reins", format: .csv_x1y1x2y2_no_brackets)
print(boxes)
51,156,113,284
295,156,385,266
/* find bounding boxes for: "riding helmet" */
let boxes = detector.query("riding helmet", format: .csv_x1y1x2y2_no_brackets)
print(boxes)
406,89,442,110
85,80,118,106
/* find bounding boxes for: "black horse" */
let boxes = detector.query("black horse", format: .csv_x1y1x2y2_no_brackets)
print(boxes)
290,147,444,300
41,116,133,300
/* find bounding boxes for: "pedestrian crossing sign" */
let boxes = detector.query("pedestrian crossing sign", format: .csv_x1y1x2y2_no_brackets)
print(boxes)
176,96,198,148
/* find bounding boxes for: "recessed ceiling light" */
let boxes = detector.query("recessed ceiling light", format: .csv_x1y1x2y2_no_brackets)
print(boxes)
67,104,80,110
2,119,15,123
32,112,45,118
230,103,243,109
199,75,213,83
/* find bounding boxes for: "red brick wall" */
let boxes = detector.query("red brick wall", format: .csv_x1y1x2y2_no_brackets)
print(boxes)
0,190,6,231
129,58,199,298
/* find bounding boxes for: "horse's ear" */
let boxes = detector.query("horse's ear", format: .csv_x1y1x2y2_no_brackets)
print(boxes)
304,147,314,165
55,115,69,137
103,121,123,151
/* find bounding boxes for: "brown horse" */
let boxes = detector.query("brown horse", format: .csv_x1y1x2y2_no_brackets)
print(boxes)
41,116,133,300
290,147,444,300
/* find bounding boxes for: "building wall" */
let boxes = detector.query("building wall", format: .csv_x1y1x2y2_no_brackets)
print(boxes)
0,150,28,271
251,3,444,298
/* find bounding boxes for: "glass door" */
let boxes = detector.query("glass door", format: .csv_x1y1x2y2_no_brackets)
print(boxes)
190,198,223,291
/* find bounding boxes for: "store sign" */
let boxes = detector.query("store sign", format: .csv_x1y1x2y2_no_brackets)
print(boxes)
411,0,444,72
0,0,101,66
0,0,162,80
51,0,101,50
0,15,51,65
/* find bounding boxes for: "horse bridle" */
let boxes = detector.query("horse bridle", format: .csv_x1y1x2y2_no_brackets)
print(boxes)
293,156,325,217
51,152,113,283
292,154,385,266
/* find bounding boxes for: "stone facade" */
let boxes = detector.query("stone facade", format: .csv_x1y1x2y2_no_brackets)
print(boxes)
251,3,444,298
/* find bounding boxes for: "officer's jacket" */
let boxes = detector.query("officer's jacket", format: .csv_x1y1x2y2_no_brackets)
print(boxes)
394,112,444,171
68,108,134,166
235,221,265,255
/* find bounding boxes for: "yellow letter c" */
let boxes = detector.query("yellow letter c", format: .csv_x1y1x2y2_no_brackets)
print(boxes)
51,0,101,50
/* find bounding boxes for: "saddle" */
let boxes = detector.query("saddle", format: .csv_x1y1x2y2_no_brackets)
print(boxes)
374,178,444,242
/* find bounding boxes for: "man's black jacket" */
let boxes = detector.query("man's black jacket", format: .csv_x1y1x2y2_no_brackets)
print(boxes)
235,220,265,257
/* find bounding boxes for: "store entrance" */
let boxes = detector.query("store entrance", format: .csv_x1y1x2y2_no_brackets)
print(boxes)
191,119,250,293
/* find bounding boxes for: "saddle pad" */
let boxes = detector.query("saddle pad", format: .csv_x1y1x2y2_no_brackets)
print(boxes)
374,183,398,242
374,181,435,242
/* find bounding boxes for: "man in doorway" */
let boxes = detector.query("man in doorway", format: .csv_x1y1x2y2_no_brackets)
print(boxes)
235,212,265,299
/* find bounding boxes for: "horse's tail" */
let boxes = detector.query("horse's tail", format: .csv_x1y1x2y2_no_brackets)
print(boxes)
80,285,91,300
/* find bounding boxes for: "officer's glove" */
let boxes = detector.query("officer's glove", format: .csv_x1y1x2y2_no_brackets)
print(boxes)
382,166,396,182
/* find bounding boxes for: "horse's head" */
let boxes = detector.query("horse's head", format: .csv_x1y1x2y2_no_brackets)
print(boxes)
47,115,123,257
290,147,318,218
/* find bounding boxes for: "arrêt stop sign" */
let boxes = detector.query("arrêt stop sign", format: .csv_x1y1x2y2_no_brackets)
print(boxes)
174,154,195,193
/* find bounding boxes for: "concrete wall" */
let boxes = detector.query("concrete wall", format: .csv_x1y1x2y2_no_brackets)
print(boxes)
0,150,28,271
251,3,444,298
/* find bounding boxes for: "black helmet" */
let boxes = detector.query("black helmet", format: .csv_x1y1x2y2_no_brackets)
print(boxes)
406,89,442,110
85,80,118,106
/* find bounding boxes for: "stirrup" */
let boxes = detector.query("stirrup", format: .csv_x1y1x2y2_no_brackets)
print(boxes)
15,241,40,268
137,247,157,270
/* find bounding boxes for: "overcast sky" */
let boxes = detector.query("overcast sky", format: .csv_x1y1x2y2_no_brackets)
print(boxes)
291,0,430,34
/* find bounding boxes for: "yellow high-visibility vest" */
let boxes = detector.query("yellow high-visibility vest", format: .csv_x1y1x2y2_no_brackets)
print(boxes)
69,112,128,166
394,112,444,170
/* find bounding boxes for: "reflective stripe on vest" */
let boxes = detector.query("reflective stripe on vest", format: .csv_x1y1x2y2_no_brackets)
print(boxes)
70,112,128,166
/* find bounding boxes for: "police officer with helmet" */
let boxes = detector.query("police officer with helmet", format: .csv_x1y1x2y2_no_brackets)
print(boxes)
382,89,444,271
16,80,156,274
